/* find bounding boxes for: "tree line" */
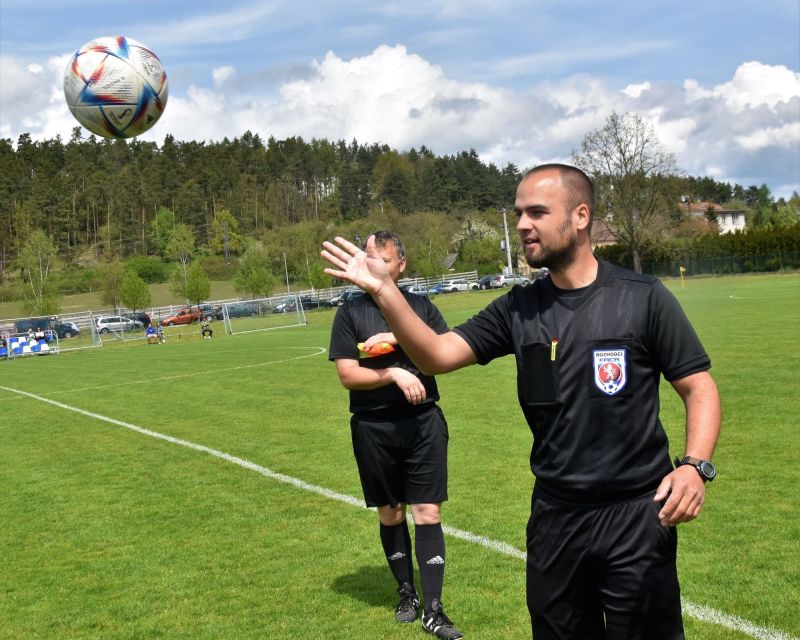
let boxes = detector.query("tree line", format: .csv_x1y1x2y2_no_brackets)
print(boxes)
0,128,520,269
2,112,798,315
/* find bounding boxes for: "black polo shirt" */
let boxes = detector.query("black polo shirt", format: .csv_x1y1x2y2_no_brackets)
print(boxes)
329,291,449,415
453,260,711,505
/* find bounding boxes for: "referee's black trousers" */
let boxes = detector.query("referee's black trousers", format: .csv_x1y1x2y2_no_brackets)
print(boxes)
526,491,684,640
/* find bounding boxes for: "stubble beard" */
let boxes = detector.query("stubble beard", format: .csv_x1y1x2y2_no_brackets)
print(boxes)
524,217,579,272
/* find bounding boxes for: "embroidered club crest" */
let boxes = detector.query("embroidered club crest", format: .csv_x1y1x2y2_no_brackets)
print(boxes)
593,348,627,395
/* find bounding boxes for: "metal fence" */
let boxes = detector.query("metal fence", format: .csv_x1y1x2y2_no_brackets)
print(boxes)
0,269,482,355
644,251,800,278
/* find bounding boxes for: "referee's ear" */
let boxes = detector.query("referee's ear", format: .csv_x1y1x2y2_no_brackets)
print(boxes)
573,203,591,232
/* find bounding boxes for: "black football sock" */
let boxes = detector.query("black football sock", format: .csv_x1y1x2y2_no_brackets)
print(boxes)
414,523,445,613
380,520,415,589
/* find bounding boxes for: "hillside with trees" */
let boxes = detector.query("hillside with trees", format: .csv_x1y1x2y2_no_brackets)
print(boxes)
1,112,798,314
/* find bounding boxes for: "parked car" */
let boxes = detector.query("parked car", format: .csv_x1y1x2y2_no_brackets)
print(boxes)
122,311,151,327
489,273,530,288
438,278,476,293
161,307,202,326
273,297,325,313
533,267,550,281
223,301,265,318
198,304,222,320
476,275,495,290
96,315,142,333
401,284,436,296
15,317,80,339
330,289,364,306
54,321,81,339
301,297,326,310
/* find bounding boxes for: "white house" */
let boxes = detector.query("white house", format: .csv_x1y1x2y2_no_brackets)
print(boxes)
685,201,747,234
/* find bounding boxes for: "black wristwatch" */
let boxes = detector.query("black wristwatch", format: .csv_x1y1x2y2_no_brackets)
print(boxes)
674,456,716,482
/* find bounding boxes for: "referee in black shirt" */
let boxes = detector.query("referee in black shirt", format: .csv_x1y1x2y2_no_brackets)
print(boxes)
322,166,721,640
329,231,463,639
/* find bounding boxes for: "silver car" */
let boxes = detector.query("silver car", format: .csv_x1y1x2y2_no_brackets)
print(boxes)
490,274,530,288
439,279,478,293
95,315,142,334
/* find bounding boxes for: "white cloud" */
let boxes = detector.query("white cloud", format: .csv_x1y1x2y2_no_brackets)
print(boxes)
1,48,798,196
652,116,697,154
736,122,800,150
212,65,236,88
711,61,800,112
268,45,520,151
0,54,71,139
683,78,712,102
623,81,651,99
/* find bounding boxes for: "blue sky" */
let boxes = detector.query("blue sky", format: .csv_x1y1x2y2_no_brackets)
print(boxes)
1,0,799,196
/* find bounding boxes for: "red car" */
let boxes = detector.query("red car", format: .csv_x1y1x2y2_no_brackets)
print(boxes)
162,307,202,326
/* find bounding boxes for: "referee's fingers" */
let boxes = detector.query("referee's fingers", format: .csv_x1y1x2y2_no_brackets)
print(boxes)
653,475,672,503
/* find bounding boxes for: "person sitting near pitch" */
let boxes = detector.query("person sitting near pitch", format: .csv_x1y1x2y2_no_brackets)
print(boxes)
146,323,159,344
329,230,463,639
201,316,213,339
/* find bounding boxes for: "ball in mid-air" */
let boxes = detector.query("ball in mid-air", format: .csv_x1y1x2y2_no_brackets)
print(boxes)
64,36,168,139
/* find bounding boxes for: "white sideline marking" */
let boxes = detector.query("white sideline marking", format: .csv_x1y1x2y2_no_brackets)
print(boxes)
682,603,798,640
2,385,796,640
45,346,328,396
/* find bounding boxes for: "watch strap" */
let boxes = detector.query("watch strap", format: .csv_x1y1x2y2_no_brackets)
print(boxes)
674,456,715,482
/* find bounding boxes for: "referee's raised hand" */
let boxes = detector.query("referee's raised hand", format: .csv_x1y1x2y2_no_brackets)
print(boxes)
322,235,391,295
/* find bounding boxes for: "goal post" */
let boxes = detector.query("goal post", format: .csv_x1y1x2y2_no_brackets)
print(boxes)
221,295,308,336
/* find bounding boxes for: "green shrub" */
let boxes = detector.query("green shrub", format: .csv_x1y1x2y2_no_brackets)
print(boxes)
198,255,237,280
0,282,19,303
57,268,99,294
126,256,169,283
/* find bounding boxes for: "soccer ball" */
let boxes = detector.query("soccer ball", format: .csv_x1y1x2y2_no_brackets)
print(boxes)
63,36,168,139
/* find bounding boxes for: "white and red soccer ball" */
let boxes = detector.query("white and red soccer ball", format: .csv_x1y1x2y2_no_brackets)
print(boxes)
64,36,168,139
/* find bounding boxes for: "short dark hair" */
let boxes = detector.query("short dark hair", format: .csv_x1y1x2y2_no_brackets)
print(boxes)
370,230,405,259
523,163,595,221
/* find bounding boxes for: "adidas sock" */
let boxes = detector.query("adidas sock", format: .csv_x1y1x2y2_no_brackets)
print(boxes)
414,523,445,614
379,520,414,589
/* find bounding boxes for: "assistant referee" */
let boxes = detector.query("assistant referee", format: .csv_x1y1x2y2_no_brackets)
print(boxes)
328,231,463,639
322,166,722,640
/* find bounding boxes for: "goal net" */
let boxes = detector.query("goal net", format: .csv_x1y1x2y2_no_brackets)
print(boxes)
221,294,308,336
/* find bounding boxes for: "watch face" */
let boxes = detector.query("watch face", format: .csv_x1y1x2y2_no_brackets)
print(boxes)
699,460,716,479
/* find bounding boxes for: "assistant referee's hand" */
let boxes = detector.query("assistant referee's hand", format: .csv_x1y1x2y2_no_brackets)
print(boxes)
391,368,427,405
654,466,706,527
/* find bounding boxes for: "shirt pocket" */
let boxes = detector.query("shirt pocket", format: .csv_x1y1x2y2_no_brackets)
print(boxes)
519,342,559,406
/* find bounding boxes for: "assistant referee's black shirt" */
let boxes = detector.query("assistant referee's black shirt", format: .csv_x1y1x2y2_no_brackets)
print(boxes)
453,260,711,506
329,290,449,415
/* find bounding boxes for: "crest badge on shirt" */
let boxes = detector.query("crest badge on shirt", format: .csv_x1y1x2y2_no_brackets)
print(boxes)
593,348,627,395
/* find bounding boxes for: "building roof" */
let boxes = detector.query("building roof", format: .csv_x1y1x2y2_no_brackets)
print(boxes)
591,217,617,245
684,201,746,216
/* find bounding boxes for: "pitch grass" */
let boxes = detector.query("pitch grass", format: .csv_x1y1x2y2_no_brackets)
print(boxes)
1,274,798,639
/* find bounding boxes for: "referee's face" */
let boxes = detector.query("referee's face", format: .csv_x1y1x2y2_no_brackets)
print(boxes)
514,170,579,271
372,243,406,284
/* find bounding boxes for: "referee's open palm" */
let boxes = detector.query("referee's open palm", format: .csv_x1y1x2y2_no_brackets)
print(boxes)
322,235,391,294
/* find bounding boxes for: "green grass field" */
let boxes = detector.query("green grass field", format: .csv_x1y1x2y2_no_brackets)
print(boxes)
1,274,798,640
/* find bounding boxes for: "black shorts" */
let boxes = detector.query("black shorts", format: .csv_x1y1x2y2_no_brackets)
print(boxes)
350,404,449,508
526,491,683,640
